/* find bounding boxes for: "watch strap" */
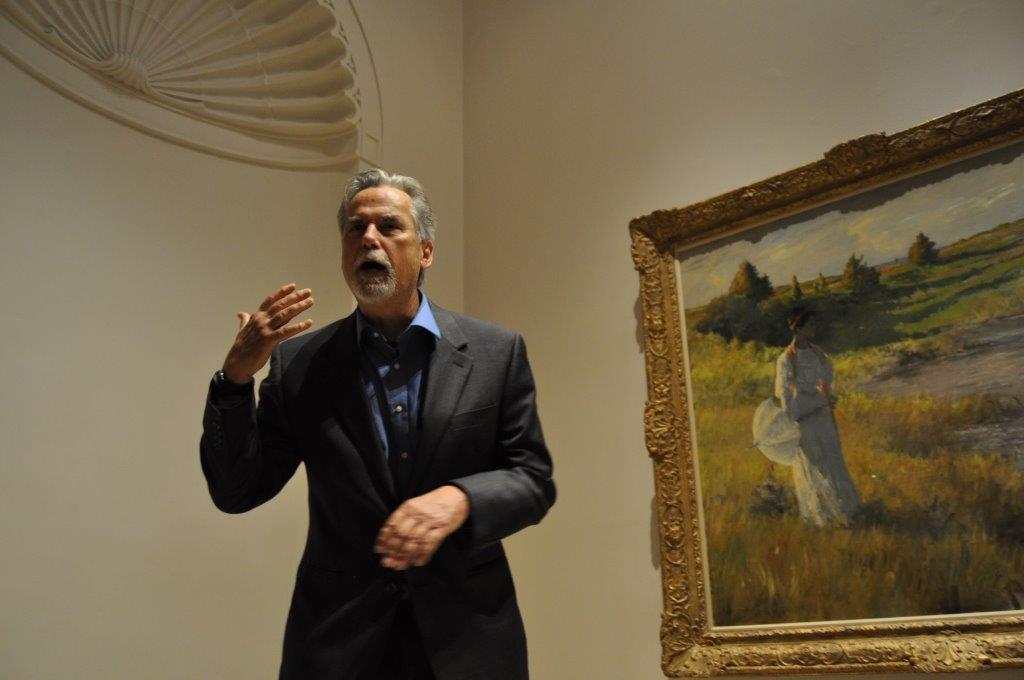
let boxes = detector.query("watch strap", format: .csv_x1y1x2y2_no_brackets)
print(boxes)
213,370,253,395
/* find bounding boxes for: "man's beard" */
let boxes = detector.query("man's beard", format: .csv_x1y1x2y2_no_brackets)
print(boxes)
353,253,397,303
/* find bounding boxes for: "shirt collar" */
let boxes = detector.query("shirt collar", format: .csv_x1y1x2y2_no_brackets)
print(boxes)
356,291,442,345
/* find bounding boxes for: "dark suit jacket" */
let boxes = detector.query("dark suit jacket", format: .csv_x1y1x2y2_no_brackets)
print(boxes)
200,304,555,680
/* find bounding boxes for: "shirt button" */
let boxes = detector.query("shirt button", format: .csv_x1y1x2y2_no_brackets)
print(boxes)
400,452,409,460
394,404,404,413
393,362,400,370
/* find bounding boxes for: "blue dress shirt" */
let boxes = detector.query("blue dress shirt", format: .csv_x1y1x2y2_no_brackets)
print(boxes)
355,293,441,466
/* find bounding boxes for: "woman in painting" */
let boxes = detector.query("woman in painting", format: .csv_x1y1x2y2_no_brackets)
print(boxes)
764,307,862,527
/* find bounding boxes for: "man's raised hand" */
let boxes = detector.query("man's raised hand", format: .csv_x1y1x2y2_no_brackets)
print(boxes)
221,283,314,384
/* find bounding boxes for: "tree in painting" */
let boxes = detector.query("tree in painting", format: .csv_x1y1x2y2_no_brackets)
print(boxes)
791,275,804,301
815,272,828,293
908,231,940,266
842,253,884,296
729,260,774,300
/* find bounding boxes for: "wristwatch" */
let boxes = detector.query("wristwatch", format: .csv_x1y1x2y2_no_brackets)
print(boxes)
213,370,253,395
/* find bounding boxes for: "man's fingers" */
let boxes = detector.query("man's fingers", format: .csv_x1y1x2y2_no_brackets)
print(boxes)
376,511,428,568
378,530,445,569
392,531,422,563
237,312,250,329
409,528,445,567
401,532,442,569
267,288,312,317
269,296,315,329
385,530,428,570
374,507,405,553
272,319,314,340
259,283,297,312
384,515,422,555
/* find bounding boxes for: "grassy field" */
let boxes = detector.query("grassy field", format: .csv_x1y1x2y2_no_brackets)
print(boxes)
685,219,1024,625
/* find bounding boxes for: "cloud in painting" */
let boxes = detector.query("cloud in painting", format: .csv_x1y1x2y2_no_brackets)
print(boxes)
678,151,1024,308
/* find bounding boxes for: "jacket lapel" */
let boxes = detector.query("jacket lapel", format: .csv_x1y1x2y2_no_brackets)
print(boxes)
411,306,471,494
326,314,397,507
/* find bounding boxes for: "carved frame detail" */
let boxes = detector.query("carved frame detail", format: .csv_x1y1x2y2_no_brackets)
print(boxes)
630,88,1024,676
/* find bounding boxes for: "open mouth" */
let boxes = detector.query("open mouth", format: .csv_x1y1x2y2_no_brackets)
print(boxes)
358,260,389,274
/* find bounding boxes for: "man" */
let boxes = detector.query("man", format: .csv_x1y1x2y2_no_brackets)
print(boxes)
200,169,555,680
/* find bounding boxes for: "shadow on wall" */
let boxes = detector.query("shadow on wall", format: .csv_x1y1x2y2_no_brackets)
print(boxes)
637,293,661,570
634,296,645,353
651,495,661,570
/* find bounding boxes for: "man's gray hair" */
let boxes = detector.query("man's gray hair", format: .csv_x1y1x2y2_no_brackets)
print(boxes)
337,169,436,243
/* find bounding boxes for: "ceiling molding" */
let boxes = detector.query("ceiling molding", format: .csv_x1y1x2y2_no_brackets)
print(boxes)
0,0,382,170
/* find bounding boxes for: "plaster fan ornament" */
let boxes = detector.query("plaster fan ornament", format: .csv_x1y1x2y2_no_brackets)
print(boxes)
0,0,382,169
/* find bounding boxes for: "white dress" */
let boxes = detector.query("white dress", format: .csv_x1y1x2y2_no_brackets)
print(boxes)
765,344,862,527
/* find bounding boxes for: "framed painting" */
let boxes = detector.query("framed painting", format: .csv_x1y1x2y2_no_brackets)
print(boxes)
630,89,1024,676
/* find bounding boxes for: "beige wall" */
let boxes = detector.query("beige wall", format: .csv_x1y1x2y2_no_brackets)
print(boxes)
0,1,462,677
4,0,1024,679
463,1,1024,679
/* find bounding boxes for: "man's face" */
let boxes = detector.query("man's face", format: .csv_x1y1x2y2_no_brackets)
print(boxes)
341,185,433,306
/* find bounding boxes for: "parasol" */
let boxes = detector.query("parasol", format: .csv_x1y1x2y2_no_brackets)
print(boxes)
752,398,801,465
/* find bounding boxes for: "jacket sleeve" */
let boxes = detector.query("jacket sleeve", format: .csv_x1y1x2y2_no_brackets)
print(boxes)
447,334,556,547
199,347,302,514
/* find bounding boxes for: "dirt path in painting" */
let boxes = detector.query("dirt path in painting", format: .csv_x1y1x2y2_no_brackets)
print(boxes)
856,314,1024,399
855,314,1024,453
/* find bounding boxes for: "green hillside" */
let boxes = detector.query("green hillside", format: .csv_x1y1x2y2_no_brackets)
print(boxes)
686,217,1024,355
880,217,1024,337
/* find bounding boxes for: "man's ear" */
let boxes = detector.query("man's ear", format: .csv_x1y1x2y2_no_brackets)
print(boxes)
420,239,434,270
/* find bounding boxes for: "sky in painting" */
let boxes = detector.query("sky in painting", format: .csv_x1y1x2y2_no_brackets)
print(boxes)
678,150,1024,308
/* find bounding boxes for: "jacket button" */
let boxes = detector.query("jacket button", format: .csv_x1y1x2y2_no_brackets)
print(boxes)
385,582,398,596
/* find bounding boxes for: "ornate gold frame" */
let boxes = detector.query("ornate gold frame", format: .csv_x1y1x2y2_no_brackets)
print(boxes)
629,89,1024,676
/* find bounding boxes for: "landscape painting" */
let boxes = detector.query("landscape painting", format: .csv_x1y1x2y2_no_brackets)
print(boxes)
677,141,1024,627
